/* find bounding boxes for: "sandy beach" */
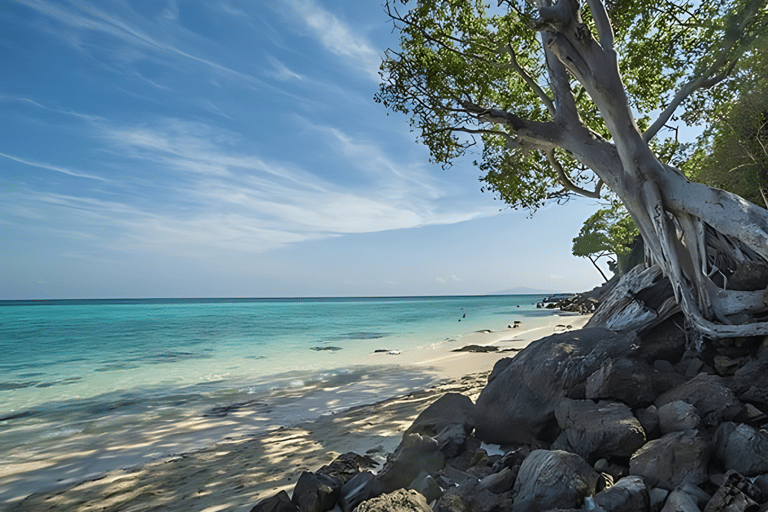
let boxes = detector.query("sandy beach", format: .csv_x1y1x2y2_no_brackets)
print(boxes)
3,313,589,512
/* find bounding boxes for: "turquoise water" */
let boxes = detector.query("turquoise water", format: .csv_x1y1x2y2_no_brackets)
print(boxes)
0,295,555,502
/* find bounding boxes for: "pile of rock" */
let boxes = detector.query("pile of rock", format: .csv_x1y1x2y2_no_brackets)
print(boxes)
249,318,768,512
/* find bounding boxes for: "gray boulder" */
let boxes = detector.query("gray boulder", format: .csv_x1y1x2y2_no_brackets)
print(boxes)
586,357,683,409
657,400,700,434
356,489,432,512
713,423,768,477
318,452,377,486
405,393,475,437
441,478,513,512
339,471,382,512
511,450,599,512
250,490,299,512
592,475,649,512
478,467,516,494
661,485,710,512
436,423,467,458
655,374,742,426
730,355,768,409
292,472,341,512
475,328,642,444
703,470,761,512
409,470,442,504
555,398,646,463
629,430,710,490
376,433,446,493
636,405,661,440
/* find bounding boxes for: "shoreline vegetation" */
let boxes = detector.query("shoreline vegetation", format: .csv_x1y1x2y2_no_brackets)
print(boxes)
3,313,590,512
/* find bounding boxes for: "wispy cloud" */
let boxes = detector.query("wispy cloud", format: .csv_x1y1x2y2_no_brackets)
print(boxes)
16,0,260,85
0,152,109,182
284,0,381,81
266,56,303,82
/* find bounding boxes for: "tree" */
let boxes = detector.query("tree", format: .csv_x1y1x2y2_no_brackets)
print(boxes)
571,201,639,281
684,32,768,208
377,0,768,341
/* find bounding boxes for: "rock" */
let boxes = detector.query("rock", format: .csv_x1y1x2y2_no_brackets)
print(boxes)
586,357,670,408
452,345,499,353
702,470,762,512
655,374,742,427
555,398,646,463
356,489,432,512
636,405,661,440
250,490,299,512
639,314,689,363
649,488,670,512
629,430,710,491
436,424,467,458
409,470,443,504
592,475,649,512
657,400,701,434
434,494,470,512
654,359,676,373
478,467,516,494
730,356,768,409
475,328,642,444
661,485,709,512
490,446,530,473
511,449,599,512
442,465,474,486
292,472,341,512
713,355,747,377
339,472,382,512
376,434,446,493
726,260,768,291
318,452,377,486
445,435,482,471
441,478,513,512
713,423,768,476
405,393,475,438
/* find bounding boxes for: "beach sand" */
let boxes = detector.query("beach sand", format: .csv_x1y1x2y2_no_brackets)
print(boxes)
4,313,589,512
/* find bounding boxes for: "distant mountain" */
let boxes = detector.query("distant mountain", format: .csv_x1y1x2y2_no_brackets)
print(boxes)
492,287,568,295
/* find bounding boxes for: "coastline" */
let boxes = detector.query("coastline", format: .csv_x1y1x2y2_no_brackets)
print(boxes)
3,312,590,512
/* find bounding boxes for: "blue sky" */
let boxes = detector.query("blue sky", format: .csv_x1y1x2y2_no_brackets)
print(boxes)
0,0,607,299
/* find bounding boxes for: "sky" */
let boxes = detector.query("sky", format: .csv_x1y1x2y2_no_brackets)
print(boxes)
0,0,609,299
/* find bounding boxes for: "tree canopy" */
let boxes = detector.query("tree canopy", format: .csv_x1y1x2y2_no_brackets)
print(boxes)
377,0,768,340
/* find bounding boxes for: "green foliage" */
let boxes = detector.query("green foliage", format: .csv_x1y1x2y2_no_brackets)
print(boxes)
572,201,640,276
376,0,767,213
683,34,768,207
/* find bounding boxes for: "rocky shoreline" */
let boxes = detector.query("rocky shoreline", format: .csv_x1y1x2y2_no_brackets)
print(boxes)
250,314,768,512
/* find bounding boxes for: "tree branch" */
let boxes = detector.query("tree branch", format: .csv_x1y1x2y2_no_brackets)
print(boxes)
585,0,614,52
546,148,603,198
643,3,765,142
503,44,556,118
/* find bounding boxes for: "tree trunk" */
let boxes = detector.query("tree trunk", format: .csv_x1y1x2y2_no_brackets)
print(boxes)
536,0,768,343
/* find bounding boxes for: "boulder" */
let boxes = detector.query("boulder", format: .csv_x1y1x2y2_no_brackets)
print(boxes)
441,478,513,512
318,452,377,486
649,488,670,512
475,328,642,444
292,472,341,512
409,470,443,504
555,398,646,463
713,423,768,477
478,467,516,494
703,470,762,512
339,472,382,512
638,314,688,363
730,356,768,409
250,490,299,512
661,485,710,512
636,405,661,440
592,475,649,512
356,489,432,512
511,450,599,512
657,400,700,434
436,424,467,458
586,357,682,408
376,433,445,493
629,430,710,490
434,494,470,512
655,374,742,427
405,393,475,437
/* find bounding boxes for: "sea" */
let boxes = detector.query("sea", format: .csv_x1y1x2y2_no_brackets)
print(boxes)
0,294,557,503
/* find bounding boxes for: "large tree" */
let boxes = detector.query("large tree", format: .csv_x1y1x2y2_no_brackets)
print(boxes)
376,0,768,342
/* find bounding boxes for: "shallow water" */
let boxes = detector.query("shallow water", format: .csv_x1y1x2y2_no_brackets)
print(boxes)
0,295,554,502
